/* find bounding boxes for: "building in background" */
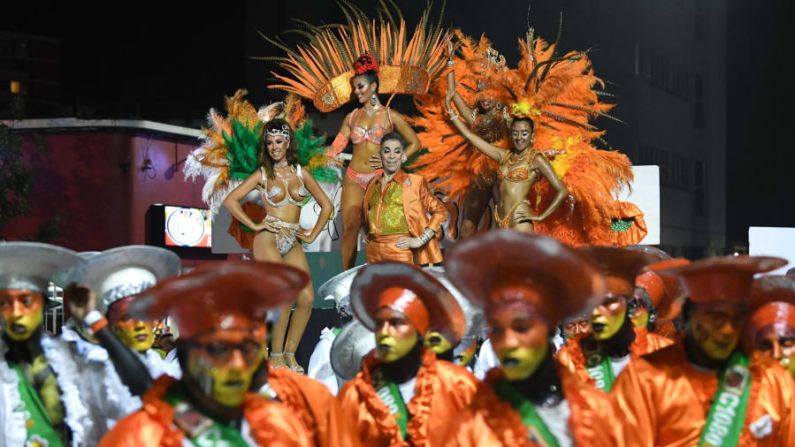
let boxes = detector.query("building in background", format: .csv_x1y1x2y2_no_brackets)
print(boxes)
0,31,61,118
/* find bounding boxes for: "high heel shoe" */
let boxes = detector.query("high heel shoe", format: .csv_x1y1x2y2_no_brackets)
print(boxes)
270,352,288,369
284,352,304,374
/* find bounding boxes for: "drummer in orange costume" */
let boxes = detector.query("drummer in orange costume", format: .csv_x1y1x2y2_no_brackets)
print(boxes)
99,262,315,446
337,262,477,447
556,246,674,391
444,231,624,446
612,255,795,446
747,275,795,377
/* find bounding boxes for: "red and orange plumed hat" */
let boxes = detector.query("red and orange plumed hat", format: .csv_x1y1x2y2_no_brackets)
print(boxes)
748,275,795,339
350,262,465,346
128,261,308,340
445,231,606,326
658,255,787,305
267,2,448,112
578,246,660,297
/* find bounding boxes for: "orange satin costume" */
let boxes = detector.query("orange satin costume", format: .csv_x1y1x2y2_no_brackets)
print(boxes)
99,376,313,447
612,343,795,446
445,367,624,446
556,326,674,386
338,350,478,447
268,366,361,447
362,171,448,265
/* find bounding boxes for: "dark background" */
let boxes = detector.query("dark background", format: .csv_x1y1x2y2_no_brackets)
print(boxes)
2,0,793,248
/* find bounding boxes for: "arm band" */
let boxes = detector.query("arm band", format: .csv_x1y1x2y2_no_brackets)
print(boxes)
328,132,349,158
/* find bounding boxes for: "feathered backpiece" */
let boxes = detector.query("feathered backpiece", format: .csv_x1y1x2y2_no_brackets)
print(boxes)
184,89,338,216
411,30,509,201
264,0,450,112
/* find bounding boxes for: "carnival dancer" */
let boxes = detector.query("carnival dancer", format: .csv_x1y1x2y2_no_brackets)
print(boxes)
0,242,93,447
223,117,333,373
556,246,674,391
747,275,795,377
267,1,448,269
612,255,795,446
338,262,478,446
64,245,181,443
99,261,316,446
443,230,624,446
412,33,510,238
363,133,448,265
438,26,646,244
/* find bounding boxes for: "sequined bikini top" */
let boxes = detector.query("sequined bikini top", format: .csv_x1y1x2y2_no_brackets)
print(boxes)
349,107,394,145
497,151,534,182
259,166,309,208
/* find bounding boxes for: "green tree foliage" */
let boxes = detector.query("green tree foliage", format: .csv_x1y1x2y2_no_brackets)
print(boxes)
0,124,33,229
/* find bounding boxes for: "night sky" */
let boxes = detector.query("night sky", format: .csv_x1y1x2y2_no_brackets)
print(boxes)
3,0,794,247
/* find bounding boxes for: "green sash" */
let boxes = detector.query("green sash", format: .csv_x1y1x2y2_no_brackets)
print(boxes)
12,365,65,447
373,371,410,440
699,352,752,447
583,349,616,392
165,387,249,447
494,380,560,447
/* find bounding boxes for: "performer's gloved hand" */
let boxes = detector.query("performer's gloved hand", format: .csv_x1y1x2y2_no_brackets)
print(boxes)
396,237,424,249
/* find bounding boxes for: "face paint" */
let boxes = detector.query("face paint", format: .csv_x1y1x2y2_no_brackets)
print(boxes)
563,318,591,340
591,294,628,341
0,289,45,342
454,341,478,367
113,316,156,353
374,307,419,363
688,301,744,361
630,306,650,329
424,331,453,355
489,303,550,381
755,326,795,377
187,329,265,407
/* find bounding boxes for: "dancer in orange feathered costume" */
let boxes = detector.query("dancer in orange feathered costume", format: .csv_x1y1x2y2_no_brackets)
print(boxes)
421,23,647,245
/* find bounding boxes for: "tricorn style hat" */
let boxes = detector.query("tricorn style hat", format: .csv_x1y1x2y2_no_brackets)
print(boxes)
579,246,660,296
445,231,606,326
659,255,787,304
69,245,181,319
0,242,84,306
350,262,464,344
129,261,308,340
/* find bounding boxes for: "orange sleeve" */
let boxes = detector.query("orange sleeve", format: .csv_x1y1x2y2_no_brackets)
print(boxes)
610,360,656,447
418,176,448,234
442,409,503,447
99,412,168,447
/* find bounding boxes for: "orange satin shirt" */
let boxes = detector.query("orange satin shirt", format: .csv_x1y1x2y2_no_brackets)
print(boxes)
556,326,674,387
444,367,624,446
362,171,448,265
338,350,478,447
268,366,361,447
612,343,795,446
99,376,313,447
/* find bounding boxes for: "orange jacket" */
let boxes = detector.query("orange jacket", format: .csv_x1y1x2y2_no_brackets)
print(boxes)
268,366,361,447
612,343,795,446
363,171,447,265
556,326,674,387
444,367,625,446
338,350,478,447
99,376,312,447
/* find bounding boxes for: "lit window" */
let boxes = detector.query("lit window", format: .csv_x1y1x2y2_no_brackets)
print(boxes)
10,80,21,94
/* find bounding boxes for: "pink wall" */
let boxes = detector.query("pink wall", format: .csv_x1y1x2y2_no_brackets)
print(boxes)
3,129,220,268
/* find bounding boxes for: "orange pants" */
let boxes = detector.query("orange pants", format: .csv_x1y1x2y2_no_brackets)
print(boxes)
365,234,415,264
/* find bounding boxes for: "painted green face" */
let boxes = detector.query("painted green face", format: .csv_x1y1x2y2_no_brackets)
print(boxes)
113,317,156,353
591,294,628,341
187,328,266,407
374,307,419,363
489,303,550,381
424,331,453,355
688,301,744,361
0,289,45,342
